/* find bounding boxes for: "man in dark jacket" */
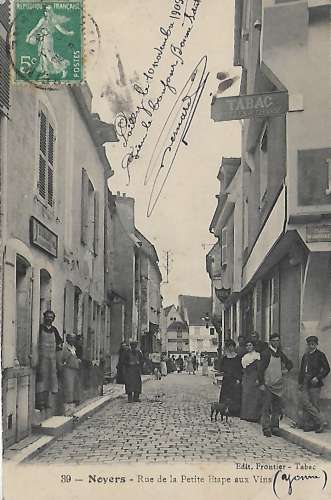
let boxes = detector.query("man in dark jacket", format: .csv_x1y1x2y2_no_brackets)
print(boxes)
298,336,330,433
250,331,268,354
122,341,144,403
258,333,293,437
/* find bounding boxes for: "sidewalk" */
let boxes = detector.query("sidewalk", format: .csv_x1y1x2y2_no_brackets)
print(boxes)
210,371,331,459
247,416,331,460
3,375,153,464
277,417,331,460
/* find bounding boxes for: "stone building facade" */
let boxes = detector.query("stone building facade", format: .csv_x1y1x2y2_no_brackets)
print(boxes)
1,81,117,448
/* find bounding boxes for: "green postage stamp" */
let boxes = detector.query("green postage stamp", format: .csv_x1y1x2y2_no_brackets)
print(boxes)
14,0,83,84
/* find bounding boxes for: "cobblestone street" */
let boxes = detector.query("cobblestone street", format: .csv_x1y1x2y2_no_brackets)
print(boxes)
30,373,316,464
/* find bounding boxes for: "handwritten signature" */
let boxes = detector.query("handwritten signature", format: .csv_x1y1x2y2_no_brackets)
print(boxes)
144,54,208,216
273,469,327,497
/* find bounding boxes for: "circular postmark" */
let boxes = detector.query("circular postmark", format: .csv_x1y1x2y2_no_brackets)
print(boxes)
85,12,101,71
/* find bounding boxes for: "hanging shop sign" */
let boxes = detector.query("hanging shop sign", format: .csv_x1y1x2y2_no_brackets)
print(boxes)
211,91,288,122
30,217,58,257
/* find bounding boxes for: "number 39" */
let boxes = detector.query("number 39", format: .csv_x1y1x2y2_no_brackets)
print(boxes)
61,474,72,483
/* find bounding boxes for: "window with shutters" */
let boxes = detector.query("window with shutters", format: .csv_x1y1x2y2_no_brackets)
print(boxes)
81,169,99,255
38,108,56,209
0,2,10,114
0,36,10,115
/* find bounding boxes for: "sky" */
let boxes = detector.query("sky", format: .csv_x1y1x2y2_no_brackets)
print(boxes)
86,0,241,306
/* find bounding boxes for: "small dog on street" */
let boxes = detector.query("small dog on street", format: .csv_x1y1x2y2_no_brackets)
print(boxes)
210,401,230,423
153,368,162,380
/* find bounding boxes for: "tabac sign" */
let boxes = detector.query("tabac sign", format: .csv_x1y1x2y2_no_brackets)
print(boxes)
211,91,289,122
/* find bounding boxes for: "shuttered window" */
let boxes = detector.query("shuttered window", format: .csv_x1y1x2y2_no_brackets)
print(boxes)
0,3,10,30
0,36,9,114
38,109,55,208
0,4,10,114
81,168,99,253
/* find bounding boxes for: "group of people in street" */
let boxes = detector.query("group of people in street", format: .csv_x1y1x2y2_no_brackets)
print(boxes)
116,345,213,402
36,310,82,416
37,312,330,436
219,332,330,436
173,354,198,374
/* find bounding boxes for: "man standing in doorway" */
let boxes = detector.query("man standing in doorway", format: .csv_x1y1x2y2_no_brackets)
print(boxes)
123,340,144,403
36,310,63,410
258,333,293,437
298,336,330,433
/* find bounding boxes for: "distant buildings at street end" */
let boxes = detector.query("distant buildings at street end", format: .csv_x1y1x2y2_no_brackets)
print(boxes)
160,295,217,358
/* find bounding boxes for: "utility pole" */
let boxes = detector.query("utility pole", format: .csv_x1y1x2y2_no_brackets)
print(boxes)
162,250,173,284
166,251,169,284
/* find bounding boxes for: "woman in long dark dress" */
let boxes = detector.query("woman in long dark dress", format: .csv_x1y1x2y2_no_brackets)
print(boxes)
240,339,261,422
218,339,242,416
116,342,128,384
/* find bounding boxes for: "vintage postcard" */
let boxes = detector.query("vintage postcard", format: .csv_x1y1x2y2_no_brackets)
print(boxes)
1,0,331,499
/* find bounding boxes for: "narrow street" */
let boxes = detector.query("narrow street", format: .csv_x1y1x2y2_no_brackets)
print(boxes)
29,373,315,464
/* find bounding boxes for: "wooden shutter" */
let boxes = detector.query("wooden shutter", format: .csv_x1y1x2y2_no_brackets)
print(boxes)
16,262,32,367
0,4,10,114
0,36,10,114
0,3,10,30
64,281,75,336
81,168,89,245
2,247,16,368
47,123,55,207
82,293,89,357
38,111,47,200
38,110,55,207
93,191,99,255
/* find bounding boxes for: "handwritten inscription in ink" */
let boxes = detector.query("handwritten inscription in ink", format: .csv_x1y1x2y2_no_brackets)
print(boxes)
114,0,204,216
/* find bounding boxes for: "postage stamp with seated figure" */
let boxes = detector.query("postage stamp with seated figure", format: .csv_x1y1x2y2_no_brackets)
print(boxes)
14,0,83,84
